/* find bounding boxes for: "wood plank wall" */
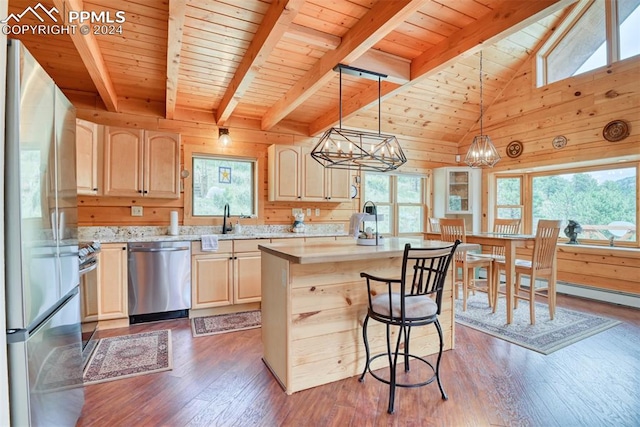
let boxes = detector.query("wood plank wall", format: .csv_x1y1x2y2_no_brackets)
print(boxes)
74,107,439,228
474,54,640,295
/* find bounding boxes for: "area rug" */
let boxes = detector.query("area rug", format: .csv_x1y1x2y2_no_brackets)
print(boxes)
192,310,261,337
83,330,172,385
455,293,621,355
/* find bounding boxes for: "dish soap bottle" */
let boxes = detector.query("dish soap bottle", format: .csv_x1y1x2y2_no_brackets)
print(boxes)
234,220,242,234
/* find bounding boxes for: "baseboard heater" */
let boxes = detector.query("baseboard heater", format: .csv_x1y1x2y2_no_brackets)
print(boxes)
477,270,639,309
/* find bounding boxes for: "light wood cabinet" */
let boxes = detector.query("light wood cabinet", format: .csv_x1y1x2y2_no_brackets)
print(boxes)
76,118,101,195
191,239,264,308
191,241,234,309
97,243,128,321
268,145,350,202
103,126,180,199
233,240,262,304
268,145,303,201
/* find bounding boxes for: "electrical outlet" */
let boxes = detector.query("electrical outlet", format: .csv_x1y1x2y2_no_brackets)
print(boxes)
131,206,143,216
315,208,320,217
292,208,302,216
306,208,312,217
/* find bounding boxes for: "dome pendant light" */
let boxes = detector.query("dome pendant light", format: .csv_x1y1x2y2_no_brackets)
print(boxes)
464,51,500,168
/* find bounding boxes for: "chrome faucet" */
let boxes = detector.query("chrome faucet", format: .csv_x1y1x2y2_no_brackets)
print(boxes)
222,203,232,234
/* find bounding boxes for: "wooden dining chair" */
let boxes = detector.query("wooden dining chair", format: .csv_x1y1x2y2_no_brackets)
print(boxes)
439,218,493,311
493,219,561,325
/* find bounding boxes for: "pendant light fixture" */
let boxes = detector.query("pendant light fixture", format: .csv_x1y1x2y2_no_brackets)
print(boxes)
464,51,500,168
218,127,232,146
310,64,406,172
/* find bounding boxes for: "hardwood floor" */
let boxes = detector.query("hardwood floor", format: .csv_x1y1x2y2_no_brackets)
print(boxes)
77,294,640,427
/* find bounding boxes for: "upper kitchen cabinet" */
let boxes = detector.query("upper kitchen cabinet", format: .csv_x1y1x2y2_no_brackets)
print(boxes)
268,145,301,201
433,167,481,232
268,144,350,202
76,119,101,195
302,147,351,202
103,126,180,199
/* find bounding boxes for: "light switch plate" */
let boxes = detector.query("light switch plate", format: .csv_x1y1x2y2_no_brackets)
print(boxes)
315,208,320,217
306,208,312,217
131,206,143,216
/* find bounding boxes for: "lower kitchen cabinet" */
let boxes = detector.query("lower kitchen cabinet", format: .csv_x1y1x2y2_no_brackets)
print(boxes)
191,239,263,309
97,243,128,321
233,240,262,304
191,241,233,308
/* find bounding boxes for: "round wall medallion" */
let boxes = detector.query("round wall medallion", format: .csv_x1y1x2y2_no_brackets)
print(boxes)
350,184,358,199
506,140,523,158
603,119,630,142
552,135,567,149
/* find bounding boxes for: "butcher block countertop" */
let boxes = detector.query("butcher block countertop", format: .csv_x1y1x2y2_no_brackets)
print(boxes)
258,237,478,264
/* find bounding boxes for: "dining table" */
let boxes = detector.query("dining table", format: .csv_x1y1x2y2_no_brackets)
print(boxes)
424,231,539,324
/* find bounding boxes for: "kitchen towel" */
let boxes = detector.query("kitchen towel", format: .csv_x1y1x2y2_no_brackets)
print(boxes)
201,235,219,251
169,211,179,236
349,213,367,238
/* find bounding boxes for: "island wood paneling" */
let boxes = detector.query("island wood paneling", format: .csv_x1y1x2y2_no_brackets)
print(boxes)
261,249,455,394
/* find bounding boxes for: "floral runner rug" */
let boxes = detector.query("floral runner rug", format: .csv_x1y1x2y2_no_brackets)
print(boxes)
191,310,261,337
83,330,172,385
455,293,621,355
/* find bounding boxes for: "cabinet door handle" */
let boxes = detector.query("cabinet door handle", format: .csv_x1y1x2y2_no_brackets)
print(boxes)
138,190,143,193
93,188,98,191
144,190,148,194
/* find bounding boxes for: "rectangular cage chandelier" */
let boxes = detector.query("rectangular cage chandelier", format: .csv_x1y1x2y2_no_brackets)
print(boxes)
310,64,407,172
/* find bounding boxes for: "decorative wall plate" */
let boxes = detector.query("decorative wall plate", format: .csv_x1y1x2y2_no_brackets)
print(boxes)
603,120,630,142
552,135,567,149
506,140,523,158
350,184,358,199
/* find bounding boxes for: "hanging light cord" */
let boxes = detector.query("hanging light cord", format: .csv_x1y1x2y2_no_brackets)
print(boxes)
479,51,484,136
339,67,343,129
378,76,381,135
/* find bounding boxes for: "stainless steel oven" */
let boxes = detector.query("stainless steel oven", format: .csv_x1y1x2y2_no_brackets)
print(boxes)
79,241,100,360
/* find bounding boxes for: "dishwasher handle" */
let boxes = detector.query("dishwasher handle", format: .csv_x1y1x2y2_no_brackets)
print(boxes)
129,246,190,253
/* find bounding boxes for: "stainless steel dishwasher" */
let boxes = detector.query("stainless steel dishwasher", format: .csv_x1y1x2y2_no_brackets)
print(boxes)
128,241,191,323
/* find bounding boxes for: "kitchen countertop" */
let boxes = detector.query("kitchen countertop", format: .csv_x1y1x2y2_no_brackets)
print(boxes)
79,224,348,243
258,237,475,264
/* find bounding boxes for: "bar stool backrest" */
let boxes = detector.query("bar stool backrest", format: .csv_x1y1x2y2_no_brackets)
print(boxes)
492,218,521,257
439,218,466,262
531,219,562,273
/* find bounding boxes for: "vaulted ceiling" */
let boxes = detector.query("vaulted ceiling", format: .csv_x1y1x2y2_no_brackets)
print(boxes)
7,0,577,145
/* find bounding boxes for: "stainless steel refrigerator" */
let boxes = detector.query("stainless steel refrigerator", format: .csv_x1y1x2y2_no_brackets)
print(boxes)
4,40,84,426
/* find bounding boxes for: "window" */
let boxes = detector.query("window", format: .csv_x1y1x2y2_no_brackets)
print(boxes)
531,167,636,242
538,0,640,86
494,165,637,244
495,176,523,220
192,155,256,217
363,173,427,235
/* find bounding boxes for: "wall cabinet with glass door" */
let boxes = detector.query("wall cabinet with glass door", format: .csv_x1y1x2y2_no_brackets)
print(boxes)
103,126,180,199
433,167,481,232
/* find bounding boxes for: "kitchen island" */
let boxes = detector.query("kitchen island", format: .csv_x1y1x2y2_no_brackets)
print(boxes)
258,237,463,394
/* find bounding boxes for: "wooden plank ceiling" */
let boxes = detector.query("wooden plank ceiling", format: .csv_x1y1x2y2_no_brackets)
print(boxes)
6,0,575,144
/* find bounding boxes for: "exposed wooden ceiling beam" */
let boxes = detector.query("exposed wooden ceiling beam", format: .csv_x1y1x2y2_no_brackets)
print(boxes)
349,50,411,85
261,0,428,131
215,0,306,126
166,0,186,120
52,0,118,112
283,23,341,50
309,80,401,136
309,0,575,136
410,0,577,80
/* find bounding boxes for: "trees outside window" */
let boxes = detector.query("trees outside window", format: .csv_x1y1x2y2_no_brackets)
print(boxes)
363,173,427,236
192,156,256,217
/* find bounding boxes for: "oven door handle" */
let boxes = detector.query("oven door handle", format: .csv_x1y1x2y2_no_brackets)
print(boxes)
79,261,98,275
